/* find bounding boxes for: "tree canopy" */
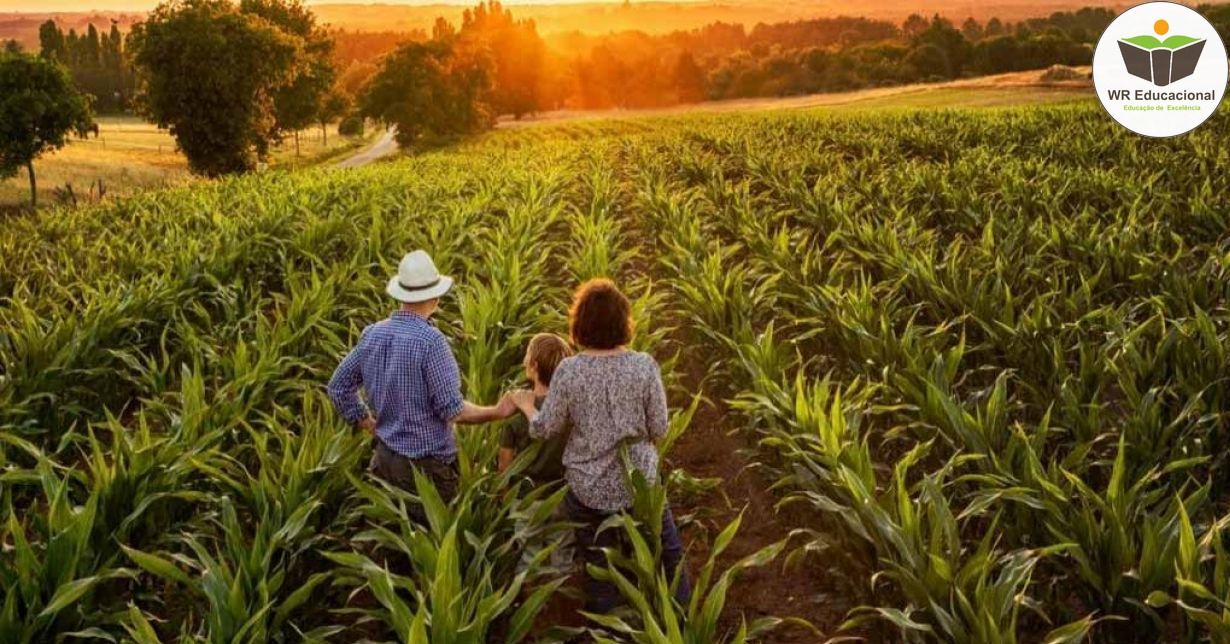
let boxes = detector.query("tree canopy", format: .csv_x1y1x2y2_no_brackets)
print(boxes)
38,20,131,113
128,0,303,176
360,40,492,148
240,0,336,148
0,51,93,207
457,1,552,119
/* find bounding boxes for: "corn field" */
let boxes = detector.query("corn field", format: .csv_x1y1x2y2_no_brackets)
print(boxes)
2,102,1229,642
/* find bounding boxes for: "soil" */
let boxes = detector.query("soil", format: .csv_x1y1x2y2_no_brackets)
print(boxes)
663,341,857,643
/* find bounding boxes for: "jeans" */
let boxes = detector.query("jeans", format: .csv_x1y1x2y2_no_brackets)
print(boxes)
369,439,459,525
565,490,692,614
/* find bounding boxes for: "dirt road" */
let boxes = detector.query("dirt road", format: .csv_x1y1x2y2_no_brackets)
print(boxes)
335,128,398,169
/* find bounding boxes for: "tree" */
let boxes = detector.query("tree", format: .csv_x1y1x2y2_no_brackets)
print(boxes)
673,51,706,103
128,0,300,176
0,52,93,208
318,91,349,145
913,15,969,77
240,0,336,156
961,17,984,42
337,114,363,137
457,1,549,119
359,40,492,148
906,42,951,79
971,35,1023,74
36,20,132,113
39,20,66,61
903,14,929,39
84,24,101,70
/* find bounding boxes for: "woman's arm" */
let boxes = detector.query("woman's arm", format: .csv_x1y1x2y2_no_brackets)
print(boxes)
645,360,669,441
524,367,570,439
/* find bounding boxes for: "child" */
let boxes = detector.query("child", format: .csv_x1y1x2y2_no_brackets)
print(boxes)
498,333,572,485
499,332,575,572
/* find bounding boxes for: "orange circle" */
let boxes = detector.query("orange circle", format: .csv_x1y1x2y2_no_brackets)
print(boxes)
1155,19,1169,35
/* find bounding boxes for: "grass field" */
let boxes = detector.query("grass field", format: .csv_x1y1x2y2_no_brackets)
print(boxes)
3,99,1227,643
499,68,1094,127
0,116,377,208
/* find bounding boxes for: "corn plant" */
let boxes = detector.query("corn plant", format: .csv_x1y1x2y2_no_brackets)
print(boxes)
0,464,134,643
2,100,1229,643
122,495,338,643
1145,505,1230,642
327,469,571,642
585,461,791,644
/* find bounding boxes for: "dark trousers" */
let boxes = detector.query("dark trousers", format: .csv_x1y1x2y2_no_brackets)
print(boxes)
565,490,692,614
369,440,459,524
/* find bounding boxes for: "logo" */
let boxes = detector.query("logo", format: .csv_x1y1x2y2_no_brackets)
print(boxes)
1093,2,1227,137
1118,20,1205,86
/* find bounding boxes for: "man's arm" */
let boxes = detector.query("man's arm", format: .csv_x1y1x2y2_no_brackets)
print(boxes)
423,333,516,425
328,333,372,429
453,397,517,425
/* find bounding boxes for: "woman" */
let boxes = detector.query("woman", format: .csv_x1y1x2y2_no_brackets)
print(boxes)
509,279,692,614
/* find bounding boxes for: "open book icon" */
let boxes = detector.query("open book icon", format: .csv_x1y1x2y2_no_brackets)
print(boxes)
1118,35,1207,86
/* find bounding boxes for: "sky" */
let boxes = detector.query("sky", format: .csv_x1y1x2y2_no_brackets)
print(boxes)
0,0,648,10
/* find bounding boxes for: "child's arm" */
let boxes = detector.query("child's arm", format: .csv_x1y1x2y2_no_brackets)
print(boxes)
498,448,516,474
497,404,528,474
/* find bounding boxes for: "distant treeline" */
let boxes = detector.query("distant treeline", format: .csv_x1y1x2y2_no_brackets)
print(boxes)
37,21,132,113
561,10,1114,107
330,7,1127,113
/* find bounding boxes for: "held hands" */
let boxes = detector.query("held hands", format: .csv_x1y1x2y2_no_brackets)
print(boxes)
480,391,533,424
357,416,376,436
507,389,538,415
495,392,519,419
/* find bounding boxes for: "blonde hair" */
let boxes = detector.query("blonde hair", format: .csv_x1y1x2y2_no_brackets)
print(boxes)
527,333,572,386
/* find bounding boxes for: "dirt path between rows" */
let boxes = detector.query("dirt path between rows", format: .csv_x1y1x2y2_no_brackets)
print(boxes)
665,345,856,642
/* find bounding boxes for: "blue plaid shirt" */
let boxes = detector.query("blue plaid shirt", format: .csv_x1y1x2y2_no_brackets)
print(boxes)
328,311,465,460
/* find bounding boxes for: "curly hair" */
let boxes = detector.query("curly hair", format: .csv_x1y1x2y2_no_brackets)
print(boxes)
568,279,634,350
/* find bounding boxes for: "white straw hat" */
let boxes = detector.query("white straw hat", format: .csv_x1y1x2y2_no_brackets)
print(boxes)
386,250,454,303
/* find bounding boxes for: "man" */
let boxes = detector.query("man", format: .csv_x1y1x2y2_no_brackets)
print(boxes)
328,250,512,515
